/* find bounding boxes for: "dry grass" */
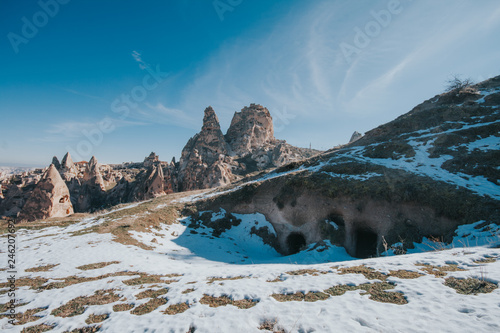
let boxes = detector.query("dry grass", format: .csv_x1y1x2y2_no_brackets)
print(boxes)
271,292,305,302
0,307,46,325
76,261,120,271
162,302,190,315
182,288,195,294
64,325,102,333
40,271,138,290
51,289,121,317
338,265,387,280
199,295,259,309
259,319,286,332
135,288,169,299
112,303,134,312
444,277,498,295
473,257,497,264
25,264,59,272
304,291,330,302
206,276,248,284
0,276,48,290
85,313,109,325
122,273,180,286
388,270,425,279
21,323,56,333
274,282,407,305
416,263,466,277
266,277,284,283
324,284,359,296
358,282,408,305
130,298,167,315
285,269,326,276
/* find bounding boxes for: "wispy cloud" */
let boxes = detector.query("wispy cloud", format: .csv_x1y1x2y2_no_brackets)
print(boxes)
132,50,150,70
41,118,147,142
142,103,198,130
61,88,104,101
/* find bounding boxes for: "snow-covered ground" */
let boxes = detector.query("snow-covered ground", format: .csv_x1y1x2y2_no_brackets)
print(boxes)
1,203,499,332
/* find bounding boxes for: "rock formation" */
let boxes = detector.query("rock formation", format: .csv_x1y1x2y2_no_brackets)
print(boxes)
179,106,234,191
60,152,79,181
18,164,74,221
2,103,319,220
349,131,363,143
226,103,275,155
77,156,106,212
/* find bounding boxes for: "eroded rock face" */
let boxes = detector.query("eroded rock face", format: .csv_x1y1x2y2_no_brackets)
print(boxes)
142,164,165,199
18,164,74,221
226,103,275,155
60,152,79,182
179,107,234,191
349,131,363,143
77,156,106,212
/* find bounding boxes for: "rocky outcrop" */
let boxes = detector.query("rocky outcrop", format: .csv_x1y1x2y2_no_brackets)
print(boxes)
18,164,74,221
3,103,320,220
60,152,79,182
52,156,61,170
144,152,159,168
226,103,275,155
349,131,363,143
179,107,234,191
77,156,106,212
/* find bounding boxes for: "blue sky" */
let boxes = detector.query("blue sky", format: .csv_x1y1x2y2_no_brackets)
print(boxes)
1,0,500,166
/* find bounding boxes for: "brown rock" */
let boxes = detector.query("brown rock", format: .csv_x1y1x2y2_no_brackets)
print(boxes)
18,164,74,221
60,152,79,181
225,103,275,155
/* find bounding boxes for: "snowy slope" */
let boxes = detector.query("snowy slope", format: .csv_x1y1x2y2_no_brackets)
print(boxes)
1,200,499,333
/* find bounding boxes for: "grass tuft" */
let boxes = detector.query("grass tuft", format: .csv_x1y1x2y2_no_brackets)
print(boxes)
162,302,190,315
76,261,120,270
25,264,59,272
130,298,167,315
444,277,498,295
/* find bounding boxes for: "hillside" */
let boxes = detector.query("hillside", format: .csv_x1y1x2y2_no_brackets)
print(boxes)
1,76,499,332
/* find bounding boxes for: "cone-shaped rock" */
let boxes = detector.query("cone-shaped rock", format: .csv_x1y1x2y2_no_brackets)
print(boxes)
52,156,61,170
18,164,74,221
60,152,78,181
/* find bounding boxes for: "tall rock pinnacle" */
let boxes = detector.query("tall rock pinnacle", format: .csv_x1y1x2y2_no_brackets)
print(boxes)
225,103,275,155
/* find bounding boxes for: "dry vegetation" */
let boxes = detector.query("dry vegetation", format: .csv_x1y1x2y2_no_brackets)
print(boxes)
206,275,248,283
21,323,55,333
199,295,259,309
0,307,46,325
162,302,190,315
122,273,180,286
337,265,387,280
25,264,59,272
85,313,109,324
285,269,327,276
272,281,407,305
51,289,121,318
416,263,466,277
76,261,120,270
388,270,424,279
130,298,167,315
135,288,169,299
444,277,498,295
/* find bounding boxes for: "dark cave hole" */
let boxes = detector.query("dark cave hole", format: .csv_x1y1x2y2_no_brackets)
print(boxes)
286,232,306,255
355,229,378,258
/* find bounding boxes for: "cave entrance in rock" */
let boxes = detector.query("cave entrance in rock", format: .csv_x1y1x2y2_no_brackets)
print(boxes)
355,229,378,258
286,232,306,255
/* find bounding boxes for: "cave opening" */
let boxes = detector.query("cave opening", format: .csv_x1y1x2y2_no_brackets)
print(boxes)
286,232,306,255
355,229,378,258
